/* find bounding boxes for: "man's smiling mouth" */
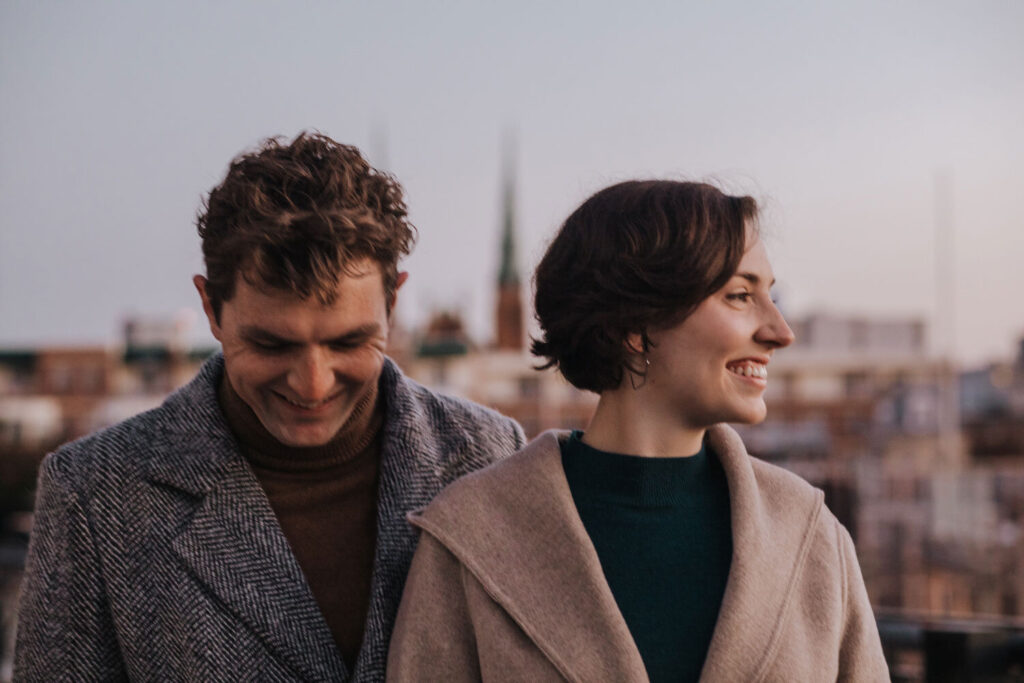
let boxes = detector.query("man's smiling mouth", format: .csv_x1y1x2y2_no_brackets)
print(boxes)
274,391,342,410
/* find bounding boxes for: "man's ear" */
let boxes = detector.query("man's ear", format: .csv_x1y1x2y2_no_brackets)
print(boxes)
193,275,222,341
389,271,410,316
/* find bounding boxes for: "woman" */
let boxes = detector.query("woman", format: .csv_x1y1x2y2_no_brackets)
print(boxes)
387,181,888,682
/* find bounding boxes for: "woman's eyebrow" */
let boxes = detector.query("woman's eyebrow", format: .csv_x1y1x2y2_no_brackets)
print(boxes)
735,272,777,287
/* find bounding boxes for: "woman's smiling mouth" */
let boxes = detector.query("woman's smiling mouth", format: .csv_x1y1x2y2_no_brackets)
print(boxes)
726,360,768,380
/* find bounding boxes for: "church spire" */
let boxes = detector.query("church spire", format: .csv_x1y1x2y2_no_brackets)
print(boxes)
495,134,524,350
498,145,519,287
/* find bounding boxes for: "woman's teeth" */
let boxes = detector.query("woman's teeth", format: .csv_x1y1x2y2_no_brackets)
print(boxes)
728,363,767,379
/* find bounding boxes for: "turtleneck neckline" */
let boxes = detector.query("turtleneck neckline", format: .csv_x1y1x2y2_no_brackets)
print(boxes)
218,372,383,473
562,430,715,507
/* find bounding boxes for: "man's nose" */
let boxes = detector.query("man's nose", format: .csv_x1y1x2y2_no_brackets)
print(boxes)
287,348,335,401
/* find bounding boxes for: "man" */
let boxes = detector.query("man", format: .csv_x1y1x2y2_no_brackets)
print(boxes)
15,133,526,681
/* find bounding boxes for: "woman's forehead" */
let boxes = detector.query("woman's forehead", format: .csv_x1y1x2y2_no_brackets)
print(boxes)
733,239,776,286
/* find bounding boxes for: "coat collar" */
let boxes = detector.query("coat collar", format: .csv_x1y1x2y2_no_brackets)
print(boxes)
699,425,825,681
140,354,459,681
410,430,646,681
351,358,461,677
140,354,347,681
410,425,824,682
140,354,454,494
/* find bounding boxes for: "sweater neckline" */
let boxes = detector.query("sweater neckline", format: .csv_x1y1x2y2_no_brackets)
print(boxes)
561,430,716,507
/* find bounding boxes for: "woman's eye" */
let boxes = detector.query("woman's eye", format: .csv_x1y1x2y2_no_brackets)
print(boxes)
727,292,752,303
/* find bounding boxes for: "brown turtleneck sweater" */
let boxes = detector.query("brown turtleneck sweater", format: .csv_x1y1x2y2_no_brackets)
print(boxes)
218,375,383,670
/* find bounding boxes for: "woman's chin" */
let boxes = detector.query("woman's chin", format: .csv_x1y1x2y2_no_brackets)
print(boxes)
730,401,767,425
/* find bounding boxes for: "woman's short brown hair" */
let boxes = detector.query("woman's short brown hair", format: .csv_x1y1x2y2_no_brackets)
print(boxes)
196,132,415,319
531,180,757,393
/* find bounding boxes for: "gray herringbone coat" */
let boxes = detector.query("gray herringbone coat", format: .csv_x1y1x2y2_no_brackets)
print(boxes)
14,355,525,682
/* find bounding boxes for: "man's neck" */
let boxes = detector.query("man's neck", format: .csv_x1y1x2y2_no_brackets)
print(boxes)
217,372,383,470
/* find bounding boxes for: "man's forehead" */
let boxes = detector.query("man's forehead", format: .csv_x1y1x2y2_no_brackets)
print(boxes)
222,267,390,342
236,260,383,299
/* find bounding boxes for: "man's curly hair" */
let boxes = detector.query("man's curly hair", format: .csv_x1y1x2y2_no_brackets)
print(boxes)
197,132,416,319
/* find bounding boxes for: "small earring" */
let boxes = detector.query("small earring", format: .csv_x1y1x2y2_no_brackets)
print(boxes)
629,357,650,390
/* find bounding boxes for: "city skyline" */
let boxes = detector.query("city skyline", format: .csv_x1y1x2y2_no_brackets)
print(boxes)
2,1,1022,367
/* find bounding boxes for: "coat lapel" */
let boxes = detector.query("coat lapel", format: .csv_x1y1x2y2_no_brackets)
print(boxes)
412,426,825,683
411,432,649,682
352,360,452,679
143,356,346,682
699,425,825,682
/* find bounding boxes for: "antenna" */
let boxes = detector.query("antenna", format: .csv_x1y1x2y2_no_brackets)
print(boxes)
933,169,960,462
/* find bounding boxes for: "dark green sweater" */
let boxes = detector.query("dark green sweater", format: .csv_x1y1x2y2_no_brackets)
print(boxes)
561,431,733,683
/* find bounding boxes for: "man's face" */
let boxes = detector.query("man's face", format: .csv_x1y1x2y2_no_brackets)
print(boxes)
195,260,402,447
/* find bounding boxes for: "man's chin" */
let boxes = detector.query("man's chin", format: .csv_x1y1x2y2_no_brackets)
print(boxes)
267,422,340,448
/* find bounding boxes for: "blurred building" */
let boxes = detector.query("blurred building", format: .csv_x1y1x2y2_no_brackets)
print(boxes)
738,315,1024,627
961,336,1024,457
0,314,210,449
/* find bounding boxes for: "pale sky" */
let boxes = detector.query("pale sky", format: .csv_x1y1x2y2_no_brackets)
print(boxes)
2,1,1021,367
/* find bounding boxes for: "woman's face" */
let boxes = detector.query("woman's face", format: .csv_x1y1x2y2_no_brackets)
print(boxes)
639,237,794,430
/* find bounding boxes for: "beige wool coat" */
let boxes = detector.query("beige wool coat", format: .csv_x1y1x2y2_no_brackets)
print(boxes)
387,425,890,682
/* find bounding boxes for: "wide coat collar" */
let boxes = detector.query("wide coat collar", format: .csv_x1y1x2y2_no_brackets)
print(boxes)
140,354,460,681
409,425,825,682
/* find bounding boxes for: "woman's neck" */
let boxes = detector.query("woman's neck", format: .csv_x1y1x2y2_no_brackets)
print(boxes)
583,388,706,458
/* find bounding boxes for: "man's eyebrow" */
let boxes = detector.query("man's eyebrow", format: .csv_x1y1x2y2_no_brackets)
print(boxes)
239,323,382,344
324,323,382,344
239,326,293,343
735,272,777,287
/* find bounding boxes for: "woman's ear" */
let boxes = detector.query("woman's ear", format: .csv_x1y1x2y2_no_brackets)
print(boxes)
625,332,646,356
623,331,651,390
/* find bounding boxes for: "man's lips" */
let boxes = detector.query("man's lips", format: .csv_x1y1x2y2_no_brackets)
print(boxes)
273,390,343,411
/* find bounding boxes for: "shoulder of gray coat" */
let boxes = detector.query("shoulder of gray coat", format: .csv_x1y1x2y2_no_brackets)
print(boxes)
393,368,521,427
384,362,526,460
408,431,560,529
38,398,180,497
37,353,229,498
